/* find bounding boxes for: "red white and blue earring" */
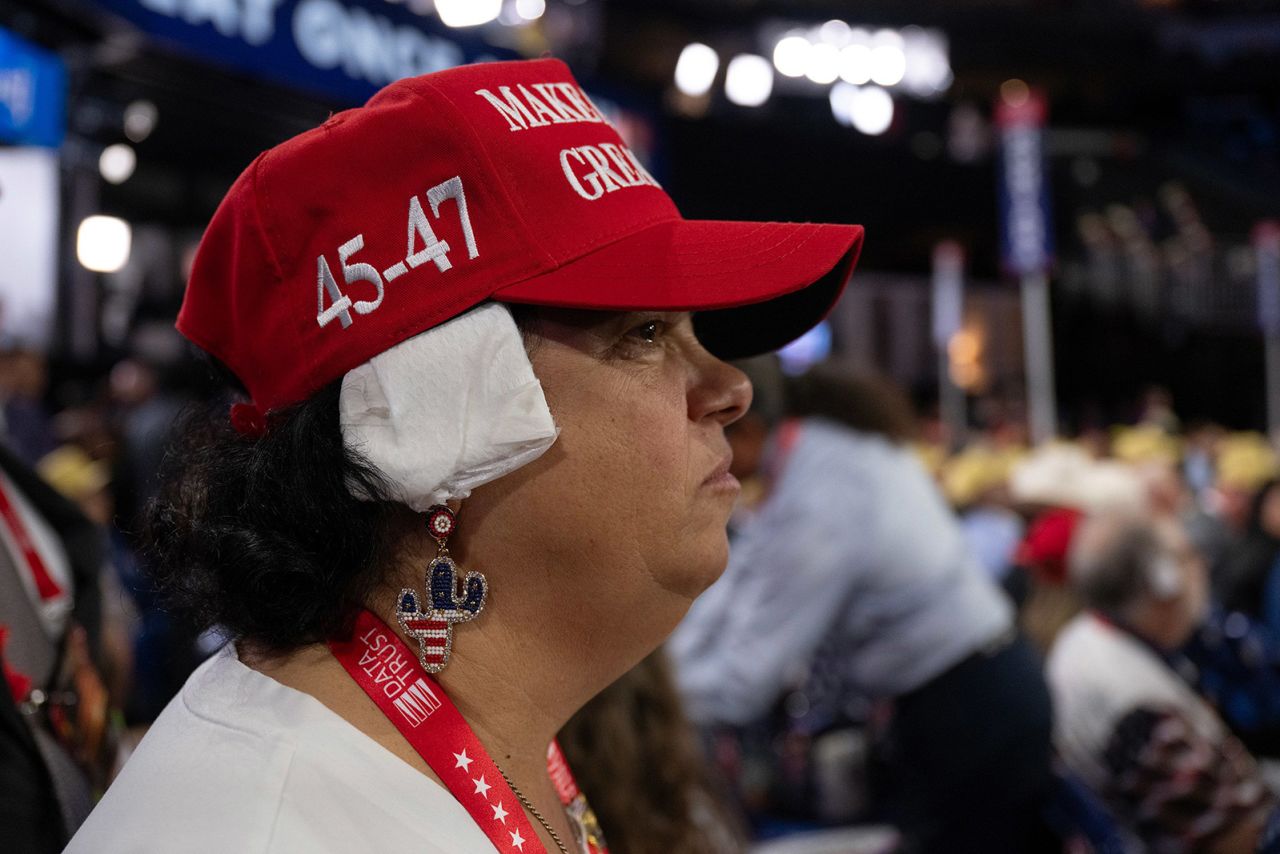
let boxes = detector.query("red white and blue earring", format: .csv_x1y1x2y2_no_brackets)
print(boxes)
396,505,488,673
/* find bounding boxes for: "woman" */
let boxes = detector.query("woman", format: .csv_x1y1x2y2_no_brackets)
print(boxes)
67,58,862,853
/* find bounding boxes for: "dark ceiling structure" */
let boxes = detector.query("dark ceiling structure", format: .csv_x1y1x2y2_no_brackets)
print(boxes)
5,0,1280,424
8,0,1279,264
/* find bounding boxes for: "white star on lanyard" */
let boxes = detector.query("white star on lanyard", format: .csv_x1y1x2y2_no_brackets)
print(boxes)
510,829,526,851
454,750,474,772
473,775,492,797
492,801,509,823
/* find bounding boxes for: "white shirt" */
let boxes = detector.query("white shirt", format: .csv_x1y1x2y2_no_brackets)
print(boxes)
68,644,500,853
1046,611,1227,791
670,419,1012,725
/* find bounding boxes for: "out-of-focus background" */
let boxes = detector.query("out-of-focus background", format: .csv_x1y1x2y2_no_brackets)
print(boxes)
7,1,1280,852
6,0,1280,442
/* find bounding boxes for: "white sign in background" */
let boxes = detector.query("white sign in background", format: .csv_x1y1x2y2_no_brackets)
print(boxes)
0,147,58,349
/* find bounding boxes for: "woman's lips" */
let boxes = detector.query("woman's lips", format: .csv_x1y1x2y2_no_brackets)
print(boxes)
702,455,740,492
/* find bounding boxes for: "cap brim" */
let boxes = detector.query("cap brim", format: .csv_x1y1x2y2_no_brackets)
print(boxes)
492,218,863,359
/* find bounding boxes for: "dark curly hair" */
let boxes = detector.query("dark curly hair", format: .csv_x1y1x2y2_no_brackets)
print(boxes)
146,305,543,651
144,377,404,651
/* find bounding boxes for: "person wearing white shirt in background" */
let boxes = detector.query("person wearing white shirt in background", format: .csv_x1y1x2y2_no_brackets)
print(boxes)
1049,512,1280,853
669,359,1055,853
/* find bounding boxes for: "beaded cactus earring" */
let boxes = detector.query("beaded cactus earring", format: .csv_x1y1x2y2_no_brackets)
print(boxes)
395,505,488,673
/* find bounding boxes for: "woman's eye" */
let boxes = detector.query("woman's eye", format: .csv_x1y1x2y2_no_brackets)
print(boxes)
626,320,663,345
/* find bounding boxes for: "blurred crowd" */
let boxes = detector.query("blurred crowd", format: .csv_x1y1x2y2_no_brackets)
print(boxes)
0,337,210,841
9,336,1280,854
664,362,1280,852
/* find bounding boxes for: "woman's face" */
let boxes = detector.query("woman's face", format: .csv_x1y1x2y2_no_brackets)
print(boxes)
456,309,751,644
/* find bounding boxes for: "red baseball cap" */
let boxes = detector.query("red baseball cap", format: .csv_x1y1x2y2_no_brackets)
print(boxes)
178,58,863,415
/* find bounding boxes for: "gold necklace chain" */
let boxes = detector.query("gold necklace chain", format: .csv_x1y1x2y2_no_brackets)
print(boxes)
496,765,572,854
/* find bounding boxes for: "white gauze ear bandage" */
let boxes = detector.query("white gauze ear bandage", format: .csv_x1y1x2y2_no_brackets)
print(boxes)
338,303,558,511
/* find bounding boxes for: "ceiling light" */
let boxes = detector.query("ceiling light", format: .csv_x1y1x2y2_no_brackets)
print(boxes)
123,100,157,143
804,42,840,85
819,19,850,45
435,0,501,27
77,216,132,273
839,44,872,85
99,144,136,185
674,43,719,97
870,44,906,86
515,0,545,20
725,54,773,107
849,86,894,135
772,35,811,78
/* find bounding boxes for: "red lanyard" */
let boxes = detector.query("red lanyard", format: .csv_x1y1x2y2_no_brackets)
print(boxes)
0,473,63,601
329,609,607,854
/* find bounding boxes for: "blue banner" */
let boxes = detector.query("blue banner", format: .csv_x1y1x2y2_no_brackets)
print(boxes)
0,28,67,148
1256,223,1280,336
996,91,1054,277
86,0,516,104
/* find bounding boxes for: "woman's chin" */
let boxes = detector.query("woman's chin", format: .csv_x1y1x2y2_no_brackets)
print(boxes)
664,538,731,602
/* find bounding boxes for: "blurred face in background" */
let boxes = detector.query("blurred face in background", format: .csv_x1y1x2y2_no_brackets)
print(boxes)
726,414,770,482
1259,483,1280,540
1141,461,1188,520
1147,519,1209,649
0,350,48,400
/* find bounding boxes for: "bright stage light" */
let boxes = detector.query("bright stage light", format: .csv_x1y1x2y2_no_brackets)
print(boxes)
674,43,720,97
805,42,840,84
435,0,501,27
870,44,906,86
839,43,872,84
773,35,811,78
99,144,136,185
77,216,132,273
515,0,545,20
829,81,856,126
123,100,157,143
818,19,849,45
725,54,773,107
849,86,894,135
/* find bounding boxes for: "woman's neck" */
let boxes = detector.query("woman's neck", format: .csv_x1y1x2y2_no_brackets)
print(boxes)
244,589,598,852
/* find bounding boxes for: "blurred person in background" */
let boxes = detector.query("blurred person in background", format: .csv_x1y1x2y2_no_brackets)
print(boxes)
1183,422,1227,505
558,650,746,854
36,446,136,716
1006,443,1150,654
670,360,1055,853
1143,457,1233,579
105,347,208,724
1049,511,1279,853
107,323,200,536
0,348,56,467
1009,506,1085,651
1211,434,1280,544
942,444,1026,587
0,440,116,853
1114,424,1233,574
1219,479,1280,632
1137,385,1180,435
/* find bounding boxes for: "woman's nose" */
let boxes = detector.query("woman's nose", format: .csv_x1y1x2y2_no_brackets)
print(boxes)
691,357,753,427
